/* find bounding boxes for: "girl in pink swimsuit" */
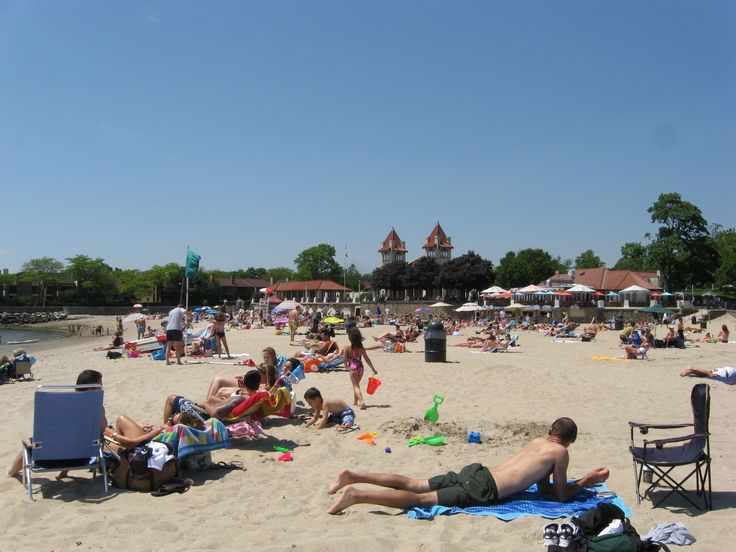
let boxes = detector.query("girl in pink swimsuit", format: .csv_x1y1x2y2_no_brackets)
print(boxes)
343,327,378,410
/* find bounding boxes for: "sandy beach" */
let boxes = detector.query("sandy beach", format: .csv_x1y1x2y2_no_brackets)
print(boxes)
1,314,734,551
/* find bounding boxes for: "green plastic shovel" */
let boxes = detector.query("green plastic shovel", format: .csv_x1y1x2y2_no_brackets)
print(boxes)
424,394,444,423
407,435,448,447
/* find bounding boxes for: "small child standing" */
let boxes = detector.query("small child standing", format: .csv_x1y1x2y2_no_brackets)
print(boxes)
343,327,378,410
304,387,356,432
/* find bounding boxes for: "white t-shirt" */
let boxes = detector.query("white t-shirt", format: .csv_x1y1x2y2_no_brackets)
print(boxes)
166,307,187,331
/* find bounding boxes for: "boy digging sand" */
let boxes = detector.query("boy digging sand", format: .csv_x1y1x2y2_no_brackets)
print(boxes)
304,387,357,432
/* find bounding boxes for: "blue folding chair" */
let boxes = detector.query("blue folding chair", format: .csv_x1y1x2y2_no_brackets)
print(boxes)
22,384,109,501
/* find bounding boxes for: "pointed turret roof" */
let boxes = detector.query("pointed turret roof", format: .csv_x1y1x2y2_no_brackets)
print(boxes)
379,228,408,253
422,222,453,250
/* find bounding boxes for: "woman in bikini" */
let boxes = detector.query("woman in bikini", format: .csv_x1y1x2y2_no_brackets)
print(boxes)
213,312,232,359
718,324,730,343
343,327,378,410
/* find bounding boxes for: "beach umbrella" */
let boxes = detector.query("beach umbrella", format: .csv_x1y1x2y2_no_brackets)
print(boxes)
323,316,344,324
193,307,203,312
268,295,283,304
274,299,302,312
429,301,452,308
455,303,484,312
133,303,143,308
505,303,525,311
661,292,674,297
259,287,273,295
620,285,650,293
122,313,146,323
606,291,619,297
555,291,572,296
650,292,662,297
481,285,508,294
567,284,596,293
273,316,289,325
517,284,545,293
594,292,605,297
206,308,220,315
415,307,429,313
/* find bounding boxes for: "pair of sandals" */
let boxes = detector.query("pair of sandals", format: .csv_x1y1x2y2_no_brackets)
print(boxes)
543,522,579,548
152,477,193,497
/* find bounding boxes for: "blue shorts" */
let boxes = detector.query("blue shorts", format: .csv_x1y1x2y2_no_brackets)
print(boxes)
172,396,207,424
327,408,355,427
137,326,145,337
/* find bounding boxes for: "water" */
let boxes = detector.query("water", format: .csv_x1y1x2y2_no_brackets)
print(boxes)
0,327,66,345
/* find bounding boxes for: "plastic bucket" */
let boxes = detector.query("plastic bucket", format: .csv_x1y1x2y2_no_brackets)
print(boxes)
304,358,321,373
366,377,382,395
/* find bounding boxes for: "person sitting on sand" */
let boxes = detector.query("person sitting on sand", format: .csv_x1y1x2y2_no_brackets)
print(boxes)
205,347,284,399
577,325,598,342
325,417,609,514
624,330,653,359
164,369,262,423
680,365,736,385
373,325,405,344
718,324,730,343
304,387,357,432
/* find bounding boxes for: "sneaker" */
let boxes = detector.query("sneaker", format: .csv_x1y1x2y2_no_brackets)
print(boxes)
558,522,579,548
543,522,560,547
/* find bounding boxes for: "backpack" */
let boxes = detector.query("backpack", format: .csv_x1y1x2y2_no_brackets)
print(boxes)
569,504,669,552
108,443,179,492
106,351,123,359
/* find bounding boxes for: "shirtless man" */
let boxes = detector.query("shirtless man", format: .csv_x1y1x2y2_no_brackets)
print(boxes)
326,417,608,514
289,306,302,342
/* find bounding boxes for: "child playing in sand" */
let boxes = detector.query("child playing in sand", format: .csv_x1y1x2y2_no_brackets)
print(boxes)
304,387,357,432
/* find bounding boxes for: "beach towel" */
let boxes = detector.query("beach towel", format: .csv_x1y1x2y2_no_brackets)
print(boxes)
590,356,629,361
153,418,230,459
407,483,630,521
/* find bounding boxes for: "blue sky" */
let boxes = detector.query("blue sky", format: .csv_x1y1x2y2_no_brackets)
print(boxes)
2,1,734,275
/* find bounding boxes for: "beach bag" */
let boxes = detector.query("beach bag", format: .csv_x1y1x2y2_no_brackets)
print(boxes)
151,348,166,361
569,504,667,552
109,444,178,492
106,351,123,359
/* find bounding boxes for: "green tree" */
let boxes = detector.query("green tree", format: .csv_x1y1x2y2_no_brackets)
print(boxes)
647,193,719,290
114,269,155,302
19,257,65,306
238,267,268,280
66,255,116,305
402,257,439,294
294,244,342,281
370,261,409,296
496,248,562,289
574,249,604,269
713,228,736,289
437,251,494,295
147,263,185,304
343,264,365,291
613,242,655,271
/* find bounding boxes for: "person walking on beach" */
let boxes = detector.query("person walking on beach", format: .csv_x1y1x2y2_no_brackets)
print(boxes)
289,305,302,342
135,317,146,340
343,327,378,410
326,417,609,514
165,303,189,366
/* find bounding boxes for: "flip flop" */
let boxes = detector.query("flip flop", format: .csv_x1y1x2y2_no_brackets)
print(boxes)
152,477,193,497
210,461,245,471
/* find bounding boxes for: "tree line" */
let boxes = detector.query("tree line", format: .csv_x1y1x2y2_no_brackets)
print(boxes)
4,193,734,306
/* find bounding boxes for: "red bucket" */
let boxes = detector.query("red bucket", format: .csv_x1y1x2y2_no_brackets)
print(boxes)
366,377,382,395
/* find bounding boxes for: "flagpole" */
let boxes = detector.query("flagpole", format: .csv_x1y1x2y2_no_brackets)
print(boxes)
186,277,189,311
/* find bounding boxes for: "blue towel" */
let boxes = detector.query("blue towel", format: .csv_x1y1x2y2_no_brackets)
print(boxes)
407,483,631,521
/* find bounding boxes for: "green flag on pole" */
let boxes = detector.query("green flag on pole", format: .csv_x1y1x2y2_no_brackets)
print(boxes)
185,249,201,278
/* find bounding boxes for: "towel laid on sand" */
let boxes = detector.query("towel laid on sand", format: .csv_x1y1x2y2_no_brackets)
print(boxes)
154,418,230,459
407,483,630,521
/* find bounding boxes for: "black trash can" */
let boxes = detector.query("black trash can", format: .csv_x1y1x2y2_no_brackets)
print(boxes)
424,320,447,362
614,315,624,331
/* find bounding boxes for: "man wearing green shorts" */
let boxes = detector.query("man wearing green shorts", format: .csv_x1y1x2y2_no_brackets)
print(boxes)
327,417,609,514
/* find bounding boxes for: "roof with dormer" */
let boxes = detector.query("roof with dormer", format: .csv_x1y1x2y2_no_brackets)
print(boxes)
422,222,453,250
378,228,408,253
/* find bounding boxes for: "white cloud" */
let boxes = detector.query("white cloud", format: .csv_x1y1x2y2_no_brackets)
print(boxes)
140,6,158,23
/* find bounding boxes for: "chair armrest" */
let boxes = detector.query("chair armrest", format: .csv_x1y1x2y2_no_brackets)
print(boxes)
628,421,693,433
643,432,709,447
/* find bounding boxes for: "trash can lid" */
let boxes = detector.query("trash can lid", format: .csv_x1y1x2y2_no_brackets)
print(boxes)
425,320,445,332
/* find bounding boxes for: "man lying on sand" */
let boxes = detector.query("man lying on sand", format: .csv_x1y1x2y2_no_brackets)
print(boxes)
681,365,736,385
326,417,608,514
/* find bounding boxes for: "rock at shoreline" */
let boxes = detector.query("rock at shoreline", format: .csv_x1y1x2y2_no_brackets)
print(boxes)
0,312,68,325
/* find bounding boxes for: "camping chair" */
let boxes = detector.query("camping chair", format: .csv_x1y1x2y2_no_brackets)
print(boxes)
14,359,34,380
628,383,711,510
22,384,108,501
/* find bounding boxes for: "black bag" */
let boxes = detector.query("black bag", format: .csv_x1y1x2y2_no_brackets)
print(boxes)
109,444,179,492
653,339,665,349
569,504,669,552
106,351,123,359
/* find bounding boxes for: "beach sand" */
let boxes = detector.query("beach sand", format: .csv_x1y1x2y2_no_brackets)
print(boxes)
1,314,734,551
